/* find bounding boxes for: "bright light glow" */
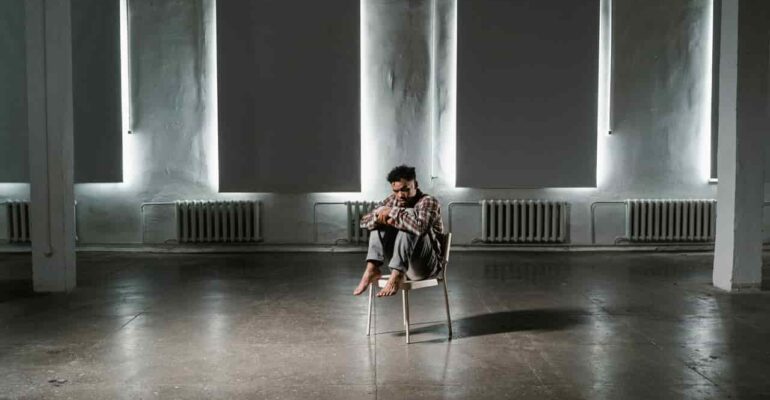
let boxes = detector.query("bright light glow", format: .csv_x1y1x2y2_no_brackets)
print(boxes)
595,0,613,188
701,0,714,182
429,0,438,180
119,0,138,186
604,0,612,135
0,184,30,198
444,0,457,188
360,0,374,194
542,187,600,196
315,192,368,202
436,0,466,193
208,0,220,192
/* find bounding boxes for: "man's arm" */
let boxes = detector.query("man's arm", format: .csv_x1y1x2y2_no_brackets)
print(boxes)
360,195,396,230
386,196,440,236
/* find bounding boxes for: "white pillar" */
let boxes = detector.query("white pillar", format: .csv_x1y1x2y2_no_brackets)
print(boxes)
25,0,77,292
713,0,769,291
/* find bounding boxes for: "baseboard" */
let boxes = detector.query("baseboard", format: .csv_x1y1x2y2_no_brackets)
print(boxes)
3,242,768,254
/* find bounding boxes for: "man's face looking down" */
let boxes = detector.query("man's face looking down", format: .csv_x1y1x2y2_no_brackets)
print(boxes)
391,179,418,206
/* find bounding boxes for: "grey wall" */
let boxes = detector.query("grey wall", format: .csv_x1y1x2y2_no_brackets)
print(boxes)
0,0,28,183
2,0,755,247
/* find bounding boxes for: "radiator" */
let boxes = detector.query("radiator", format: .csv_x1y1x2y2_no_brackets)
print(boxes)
176,200,261,243
480,200,568,243
625,199,716,242
346,201,377,244
5,200,30,243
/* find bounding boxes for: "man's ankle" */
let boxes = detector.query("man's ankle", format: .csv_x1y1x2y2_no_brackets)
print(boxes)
365,264,381,274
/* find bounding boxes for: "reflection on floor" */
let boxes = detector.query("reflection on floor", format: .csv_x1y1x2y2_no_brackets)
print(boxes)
1,251,769,399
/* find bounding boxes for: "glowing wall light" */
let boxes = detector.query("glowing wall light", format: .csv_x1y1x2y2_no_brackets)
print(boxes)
595,0,613,188
444,0,458,188
429,0,438,181
360,0,375,194
119,0,138,186
701,0,715,183
208,0,220,192
0,183,29,195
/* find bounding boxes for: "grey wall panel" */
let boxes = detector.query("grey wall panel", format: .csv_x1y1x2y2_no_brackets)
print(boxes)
217,0,360,193
71,0,123,183
737,0,770,182
0,0,28,183
456,0,599,188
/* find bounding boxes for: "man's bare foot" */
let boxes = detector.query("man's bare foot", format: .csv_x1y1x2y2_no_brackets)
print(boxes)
377,270,403,297
353,263,382,296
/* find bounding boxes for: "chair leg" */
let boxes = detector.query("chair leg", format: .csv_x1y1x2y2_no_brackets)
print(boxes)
402,290,410,344
366,284,374,336
442,280,452,340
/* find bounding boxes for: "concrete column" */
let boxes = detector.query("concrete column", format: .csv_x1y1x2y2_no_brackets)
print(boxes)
25,0,77,292
713,0,770,291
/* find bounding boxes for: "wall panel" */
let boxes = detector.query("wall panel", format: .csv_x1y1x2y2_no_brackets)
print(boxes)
456,0,600,188
217,0,360,192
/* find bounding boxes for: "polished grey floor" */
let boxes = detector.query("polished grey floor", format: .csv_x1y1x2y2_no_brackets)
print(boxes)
1,251,770,399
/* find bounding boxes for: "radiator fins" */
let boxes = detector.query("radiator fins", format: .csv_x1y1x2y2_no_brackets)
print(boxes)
176,200,261,243
625,199,716,242
5,200,30,243
480,200,568,243
346,201,377,244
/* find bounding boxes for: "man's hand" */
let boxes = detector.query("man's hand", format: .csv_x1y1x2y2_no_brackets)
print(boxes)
376,207,391,225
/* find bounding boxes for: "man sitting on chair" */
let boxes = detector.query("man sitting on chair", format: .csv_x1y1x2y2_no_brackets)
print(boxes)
353,165,446,297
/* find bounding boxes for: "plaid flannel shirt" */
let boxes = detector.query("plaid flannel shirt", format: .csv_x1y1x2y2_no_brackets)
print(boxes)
360,191,446,263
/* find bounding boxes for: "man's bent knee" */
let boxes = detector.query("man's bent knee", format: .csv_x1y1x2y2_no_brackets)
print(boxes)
394,230,417,242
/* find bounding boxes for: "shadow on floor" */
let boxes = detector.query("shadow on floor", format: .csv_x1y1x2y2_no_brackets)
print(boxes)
393,308,587,339
0,280,39,303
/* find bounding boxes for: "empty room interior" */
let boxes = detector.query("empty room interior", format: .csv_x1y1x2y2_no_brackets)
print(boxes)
2,0,770,398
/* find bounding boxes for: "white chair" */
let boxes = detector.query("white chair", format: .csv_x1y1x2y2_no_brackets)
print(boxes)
366,233,453,344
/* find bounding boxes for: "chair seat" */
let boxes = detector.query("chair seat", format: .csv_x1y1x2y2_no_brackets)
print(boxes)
377,275,441,290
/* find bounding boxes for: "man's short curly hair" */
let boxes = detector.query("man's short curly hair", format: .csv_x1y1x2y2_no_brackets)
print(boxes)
387,165,416,183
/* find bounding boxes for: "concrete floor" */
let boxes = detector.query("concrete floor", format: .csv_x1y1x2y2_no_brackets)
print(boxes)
1,251,770,399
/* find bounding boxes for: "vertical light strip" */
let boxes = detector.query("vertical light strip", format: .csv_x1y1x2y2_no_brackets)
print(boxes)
702,0,715,182
710,0,721,181
360,0,374,193
119,0,135,185
596,0,612,187
429,0,438,180
208,0,219,192
446,0,457,188
606,0,613,135
119,0,130,136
